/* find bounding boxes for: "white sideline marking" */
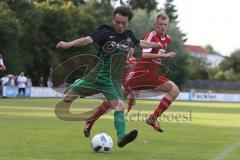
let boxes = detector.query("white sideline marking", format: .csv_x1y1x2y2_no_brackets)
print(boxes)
213,140,240,160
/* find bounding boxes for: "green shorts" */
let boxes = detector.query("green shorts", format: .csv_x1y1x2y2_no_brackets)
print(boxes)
65,79,123,100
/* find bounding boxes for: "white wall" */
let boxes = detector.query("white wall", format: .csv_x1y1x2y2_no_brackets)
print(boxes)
207,54,225,67
28,87,240,102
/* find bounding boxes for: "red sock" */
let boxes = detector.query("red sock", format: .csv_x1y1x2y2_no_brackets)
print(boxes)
87,101,111,123
152,97,172,119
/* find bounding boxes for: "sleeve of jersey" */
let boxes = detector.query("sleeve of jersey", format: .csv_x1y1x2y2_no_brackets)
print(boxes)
130,31,140,46
89,28,106,44
142,32,155,53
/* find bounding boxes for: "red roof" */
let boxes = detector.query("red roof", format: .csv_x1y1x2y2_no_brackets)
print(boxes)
185,45,208,55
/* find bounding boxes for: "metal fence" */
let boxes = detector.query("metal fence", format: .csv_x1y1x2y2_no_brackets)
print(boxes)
185,80,240,91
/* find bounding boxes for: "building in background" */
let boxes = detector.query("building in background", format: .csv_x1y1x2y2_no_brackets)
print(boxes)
185,45,225,67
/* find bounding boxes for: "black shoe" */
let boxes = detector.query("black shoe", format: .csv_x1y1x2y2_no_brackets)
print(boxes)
83,120,94,137
117,130,138,148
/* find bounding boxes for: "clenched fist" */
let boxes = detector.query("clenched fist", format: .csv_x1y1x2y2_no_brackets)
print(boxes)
56,41,72,49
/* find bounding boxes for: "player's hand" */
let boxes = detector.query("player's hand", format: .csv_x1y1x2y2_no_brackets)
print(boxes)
152,58,162,64
56,41,72,49
165,52,176,58
125,64,135,71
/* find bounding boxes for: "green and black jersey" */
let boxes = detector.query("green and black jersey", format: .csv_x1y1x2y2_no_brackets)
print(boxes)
68,25,140,100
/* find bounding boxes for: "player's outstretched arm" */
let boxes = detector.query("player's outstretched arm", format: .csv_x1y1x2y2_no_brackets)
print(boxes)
139,40,162,49
164,52,176,58
142,51,176,59
56,36,94,49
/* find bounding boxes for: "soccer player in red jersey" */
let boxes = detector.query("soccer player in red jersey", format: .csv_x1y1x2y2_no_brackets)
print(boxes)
0,52,6,72
83,12,179,136
124,12,179,132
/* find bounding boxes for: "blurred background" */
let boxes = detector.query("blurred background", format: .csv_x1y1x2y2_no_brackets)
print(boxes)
0,0,239,99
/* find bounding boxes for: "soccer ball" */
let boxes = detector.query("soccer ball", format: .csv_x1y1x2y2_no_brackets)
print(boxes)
91,133,113,153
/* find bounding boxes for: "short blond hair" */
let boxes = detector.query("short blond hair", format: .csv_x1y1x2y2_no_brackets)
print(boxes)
155,12,169,23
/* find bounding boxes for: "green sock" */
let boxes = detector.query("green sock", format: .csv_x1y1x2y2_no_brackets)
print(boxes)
114,111,126,140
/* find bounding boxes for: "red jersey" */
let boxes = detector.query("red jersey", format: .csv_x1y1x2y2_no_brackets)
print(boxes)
135,31,171,72
123,31,171,90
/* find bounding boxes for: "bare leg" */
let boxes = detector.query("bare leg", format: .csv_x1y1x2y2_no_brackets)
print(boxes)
147,80,180,132
55,90,79,121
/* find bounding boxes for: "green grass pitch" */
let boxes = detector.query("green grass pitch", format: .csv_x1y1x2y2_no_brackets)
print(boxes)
0,98,240,160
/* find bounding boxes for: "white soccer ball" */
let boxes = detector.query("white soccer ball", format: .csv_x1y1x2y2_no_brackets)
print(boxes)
91,133,113,153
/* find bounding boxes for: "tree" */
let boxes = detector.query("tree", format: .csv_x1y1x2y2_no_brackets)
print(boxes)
6,0,50,83
1,0,113,85
130,9,155,39
0,1,23,74
71,0,85,5
219,49,240,81
164,0,178,22
127,0,157,14
204,44,218,54
163,0,187,42
220,50,240,72
165,22,189,87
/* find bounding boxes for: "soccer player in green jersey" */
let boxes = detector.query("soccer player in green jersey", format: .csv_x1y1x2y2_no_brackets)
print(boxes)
56,6,161,148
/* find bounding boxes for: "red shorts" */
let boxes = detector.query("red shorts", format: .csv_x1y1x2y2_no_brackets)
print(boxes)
123,70,169,91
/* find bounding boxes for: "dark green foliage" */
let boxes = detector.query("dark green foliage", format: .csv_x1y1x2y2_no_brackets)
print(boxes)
0,1,23,74
0,0,112,85
165,23,189,88
127,0,157,14
219,49,240,81
164,0,178,22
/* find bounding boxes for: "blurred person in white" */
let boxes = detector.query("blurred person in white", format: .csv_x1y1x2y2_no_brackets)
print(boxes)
0,75,9,86
27,77,32,87
47,77,53,88
0,75,9,97
0,52,6,72
17,72,27,97
9,74,15,87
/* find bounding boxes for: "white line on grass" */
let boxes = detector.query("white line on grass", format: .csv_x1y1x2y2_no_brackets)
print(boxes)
213,140,240,160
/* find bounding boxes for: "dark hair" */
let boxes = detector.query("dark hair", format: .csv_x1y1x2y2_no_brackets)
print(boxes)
113,6,134,21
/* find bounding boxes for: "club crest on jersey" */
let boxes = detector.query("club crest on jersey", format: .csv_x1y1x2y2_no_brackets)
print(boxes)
109,35,115,39
158,49,166,54
102,37,132,53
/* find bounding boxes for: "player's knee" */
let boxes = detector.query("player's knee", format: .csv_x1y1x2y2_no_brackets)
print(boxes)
171,84,180,98
63,95,75,103
63,91,78,103
114,101,125,111
63,98,72,103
